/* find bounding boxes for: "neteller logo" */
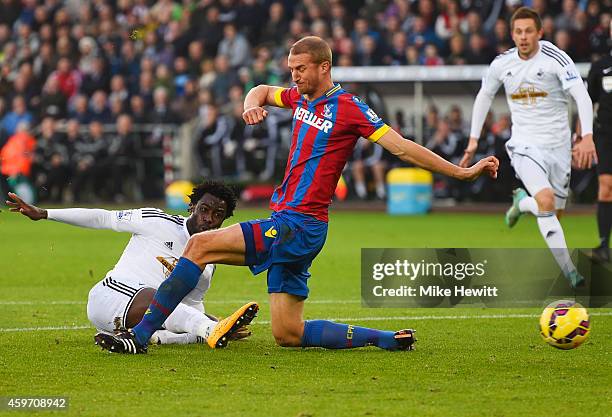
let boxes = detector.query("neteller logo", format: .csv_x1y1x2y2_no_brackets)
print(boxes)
293,107,333,133
510,83,548,105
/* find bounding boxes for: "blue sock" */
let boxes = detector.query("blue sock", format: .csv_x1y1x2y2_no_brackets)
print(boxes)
132,257,202,346
301,320,399,350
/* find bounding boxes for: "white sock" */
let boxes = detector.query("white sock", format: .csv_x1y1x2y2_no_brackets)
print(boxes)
519,196,539,215
355,182,367,199
163,303,217,340
537,213,577,276
376,183,386,199
150,330,205,345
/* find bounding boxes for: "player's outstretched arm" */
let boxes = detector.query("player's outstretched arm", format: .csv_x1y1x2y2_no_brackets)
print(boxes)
6,192,145,232
376,128,499,181
461,56,502,167
6,192,47,220
243,85,285,125
460,88,495,168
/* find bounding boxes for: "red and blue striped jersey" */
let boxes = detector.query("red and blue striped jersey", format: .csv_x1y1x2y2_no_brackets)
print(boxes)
270,83,390,222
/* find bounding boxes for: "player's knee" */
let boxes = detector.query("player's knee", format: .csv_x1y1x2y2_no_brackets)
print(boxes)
534,190,555,212
598,177,612,201
598,188,612,201
183,231,214,260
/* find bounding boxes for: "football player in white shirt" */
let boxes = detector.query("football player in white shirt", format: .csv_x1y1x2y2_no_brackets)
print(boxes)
6,181,256,350
460,7,596,288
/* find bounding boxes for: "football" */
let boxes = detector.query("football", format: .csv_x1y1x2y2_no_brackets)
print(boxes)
539,300,590,350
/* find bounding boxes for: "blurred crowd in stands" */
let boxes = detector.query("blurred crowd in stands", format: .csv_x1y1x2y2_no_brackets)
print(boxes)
0,0,609,204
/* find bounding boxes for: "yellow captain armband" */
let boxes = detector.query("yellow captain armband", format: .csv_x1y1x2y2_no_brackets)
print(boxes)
367,124,391,142
273,88,288,108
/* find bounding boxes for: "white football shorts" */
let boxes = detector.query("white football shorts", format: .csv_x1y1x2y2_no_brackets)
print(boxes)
87,277,207,333
506,140,571,210
87,277,149,333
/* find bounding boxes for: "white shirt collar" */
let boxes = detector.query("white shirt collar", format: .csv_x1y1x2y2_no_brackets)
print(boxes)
182,217,191,240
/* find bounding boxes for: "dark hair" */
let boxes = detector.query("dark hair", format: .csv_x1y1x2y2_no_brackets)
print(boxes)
510,7,542,31
188,179,238,219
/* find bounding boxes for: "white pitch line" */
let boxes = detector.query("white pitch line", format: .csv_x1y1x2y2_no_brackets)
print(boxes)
0,301,86,305
253,311,612,325
0,300,361,306
0,325,91,332
1,312,611,333
208,300,362,305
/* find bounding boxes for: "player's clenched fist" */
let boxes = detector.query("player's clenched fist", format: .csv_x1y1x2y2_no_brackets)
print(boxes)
242,106,269,125
462,156,499,181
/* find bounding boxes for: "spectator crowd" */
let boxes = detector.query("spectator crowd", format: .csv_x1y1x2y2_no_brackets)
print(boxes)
0,0,609,203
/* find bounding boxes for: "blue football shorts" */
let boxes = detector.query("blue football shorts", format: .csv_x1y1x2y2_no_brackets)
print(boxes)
239,210,328,298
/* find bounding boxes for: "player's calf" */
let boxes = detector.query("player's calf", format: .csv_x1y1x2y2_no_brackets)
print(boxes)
125,287,156,327
130,257,204,346
269,293,307,347
301,320,417,351
272,323,304,347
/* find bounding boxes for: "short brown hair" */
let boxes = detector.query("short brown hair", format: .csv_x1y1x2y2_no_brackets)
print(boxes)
510,7,542,31
290,36,332,65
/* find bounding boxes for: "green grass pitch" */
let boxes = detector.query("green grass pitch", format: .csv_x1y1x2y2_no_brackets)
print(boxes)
0,208,610,417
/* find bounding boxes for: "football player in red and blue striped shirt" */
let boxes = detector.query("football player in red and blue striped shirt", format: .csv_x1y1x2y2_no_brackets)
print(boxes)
101,36,498,354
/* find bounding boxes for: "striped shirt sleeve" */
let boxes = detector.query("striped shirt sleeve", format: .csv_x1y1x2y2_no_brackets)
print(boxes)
46,207,185,235
274,86,299,109
348,95,390,142
542,44,582,91
46,208,147,234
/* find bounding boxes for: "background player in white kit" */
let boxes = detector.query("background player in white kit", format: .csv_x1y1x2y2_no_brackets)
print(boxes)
460,7,596,288
6,181,254,347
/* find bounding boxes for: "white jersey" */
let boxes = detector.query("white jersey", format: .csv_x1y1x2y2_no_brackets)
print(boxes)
480,40,583,148
46,208,213,306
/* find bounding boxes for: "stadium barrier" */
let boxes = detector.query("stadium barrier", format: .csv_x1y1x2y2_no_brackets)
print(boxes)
332,64,591,143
